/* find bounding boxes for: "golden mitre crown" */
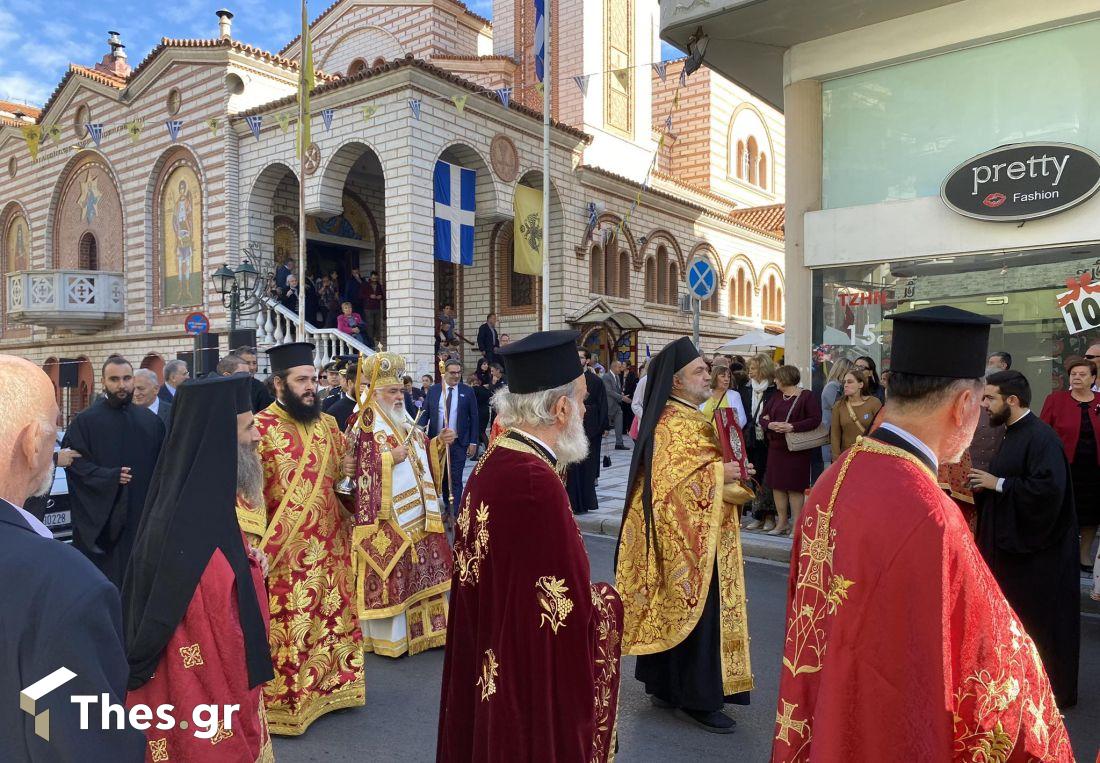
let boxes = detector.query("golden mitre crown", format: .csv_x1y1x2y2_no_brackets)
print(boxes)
362,351,406,388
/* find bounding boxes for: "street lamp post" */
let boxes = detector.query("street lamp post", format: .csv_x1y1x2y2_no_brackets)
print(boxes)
211,259,261,332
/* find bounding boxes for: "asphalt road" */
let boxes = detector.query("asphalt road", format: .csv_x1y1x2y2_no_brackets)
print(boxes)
274,534,1100,762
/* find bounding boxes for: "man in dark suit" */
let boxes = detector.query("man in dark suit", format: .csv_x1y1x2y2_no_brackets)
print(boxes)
232,346,276,413
159,358,189,403
567,349,608,514
602,359,631,449
426,358,479,518
133,368,173,433
476,313,501,365
0,354,144,760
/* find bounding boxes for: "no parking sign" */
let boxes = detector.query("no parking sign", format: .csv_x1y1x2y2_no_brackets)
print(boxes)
686,258,716,301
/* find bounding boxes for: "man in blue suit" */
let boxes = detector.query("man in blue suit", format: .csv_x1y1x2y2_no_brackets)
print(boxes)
426,358,480,518
0,355,144,760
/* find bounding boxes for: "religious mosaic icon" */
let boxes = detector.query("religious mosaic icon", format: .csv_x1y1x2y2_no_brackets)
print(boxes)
161,164,203,307
6,214,31,272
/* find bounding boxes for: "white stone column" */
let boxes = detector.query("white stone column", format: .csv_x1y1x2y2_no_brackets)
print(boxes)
783,79,822,378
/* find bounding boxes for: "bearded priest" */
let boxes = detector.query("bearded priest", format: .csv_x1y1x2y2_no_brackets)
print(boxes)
255,342,364,736
437,330,623,763
123,374,274,761
340,351,455,657
616,336,754,735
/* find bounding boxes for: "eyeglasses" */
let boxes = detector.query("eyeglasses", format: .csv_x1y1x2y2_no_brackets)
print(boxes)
1086,354,1100,360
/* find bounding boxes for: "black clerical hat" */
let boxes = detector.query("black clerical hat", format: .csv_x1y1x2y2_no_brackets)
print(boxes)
886,305,1000,378
498,330,583,393
266,342,315,374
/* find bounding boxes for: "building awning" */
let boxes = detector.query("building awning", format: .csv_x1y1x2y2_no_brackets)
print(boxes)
570,301,647,333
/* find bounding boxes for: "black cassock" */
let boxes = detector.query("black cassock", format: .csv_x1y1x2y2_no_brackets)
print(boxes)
62,399,165,587
976,412,1080,708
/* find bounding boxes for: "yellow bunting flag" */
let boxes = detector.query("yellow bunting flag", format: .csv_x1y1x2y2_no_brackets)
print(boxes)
22,125,41,161
206,117,220,136
362,104,378,122
452,94,468,115
46,123,62,145
513,184,543,276
297,0,315,158
276,113,291,133
126,119,144,143
535,82,545,97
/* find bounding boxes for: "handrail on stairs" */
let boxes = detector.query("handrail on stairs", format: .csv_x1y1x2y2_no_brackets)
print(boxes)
256,296,375,371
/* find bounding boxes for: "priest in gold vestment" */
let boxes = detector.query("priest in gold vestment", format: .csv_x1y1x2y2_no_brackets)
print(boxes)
340,351,455,657
254,342,364,736
616,336,754,734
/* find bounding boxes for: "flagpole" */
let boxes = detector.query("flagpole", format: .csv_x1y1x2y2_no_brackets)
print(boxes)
296,0,310,340
540,0,551,331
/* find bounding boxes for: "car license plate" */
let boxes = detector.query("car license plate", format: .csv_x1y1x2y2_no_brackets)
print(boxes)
43,511,70,527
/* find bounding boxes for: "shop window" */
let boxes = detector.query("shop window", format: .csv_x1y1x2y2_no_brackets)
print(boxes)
618,250,630,298
589,244,603,293
78,232,98,270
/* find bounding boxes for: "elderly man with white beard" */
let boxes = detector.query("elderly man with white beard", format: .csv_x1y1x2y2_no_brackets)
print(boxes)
437,330,623,763
341,351,457,657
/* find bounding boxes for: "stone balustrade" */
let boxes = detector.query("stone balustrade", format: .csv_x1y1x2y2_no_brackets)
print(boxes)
6,269,125,334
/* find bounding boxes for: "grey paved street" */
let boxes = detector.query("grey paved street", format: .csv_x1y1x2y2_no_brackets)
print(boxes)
275,527,1100,762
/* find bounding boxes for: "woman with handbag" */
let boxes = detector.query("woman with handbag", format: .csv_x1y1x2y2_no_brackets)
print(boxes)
700,365,748,427
761,365,823,535
829,368,881,457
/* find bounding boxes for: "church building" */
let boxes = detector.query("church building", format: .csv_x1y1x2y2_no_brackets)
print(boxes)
0,0,784,418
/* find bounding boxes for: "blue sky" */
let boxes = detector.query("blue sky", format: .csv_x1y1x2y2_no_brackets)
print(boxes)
0,0,678,107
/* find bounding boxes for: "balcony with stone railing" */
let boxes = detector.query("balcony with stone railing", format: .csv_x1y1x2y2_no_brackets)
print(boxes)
6,269,125,333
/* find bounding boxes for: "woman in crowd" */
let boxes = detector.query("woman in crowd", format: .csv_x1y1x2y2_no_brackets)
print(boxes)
622,363,640,434
701,364,748,427
475,357,493,387
629,361,649,441
468,374,493,450
318,275,341,328
761,365,822,536
1040,357,1100,572
337,301,369,344
819,358,854,467
743,353,778,531
829,368,881,458
854,356,885,402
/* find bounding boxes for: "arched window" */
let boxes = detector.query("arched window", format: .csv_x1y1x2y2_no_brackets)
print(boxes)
590,245,603,293
644,257,657,302
667,262,680,306
702,261,718,312
762,285,770,323
78,232,98,270
758,154,768,191
618,250,629,298
507,245,535,309
603,244,617,296
762,273,782,322
348,58,367,76
736,141,746,180
775,286,783,321
746,137,758,186
743,272,753,316
656,246,668,303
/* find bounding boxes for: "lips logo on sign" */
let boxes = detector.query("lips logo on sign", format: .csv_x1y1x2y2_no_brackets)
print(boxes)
982,192,1007,208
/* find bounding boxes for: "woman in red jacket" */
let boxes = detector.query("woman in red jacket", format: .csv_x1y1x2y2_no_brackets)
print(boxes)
1040,357,1100,571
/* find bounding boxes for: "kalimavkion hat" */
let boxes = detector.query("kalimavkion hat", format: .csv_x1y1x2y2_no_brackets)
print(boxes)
266,342,315,375
885,305,1000,379
498,330,583,393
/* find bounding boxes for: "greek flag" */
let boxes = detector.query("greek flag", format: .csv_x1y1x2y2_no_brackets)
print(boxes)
533,0,545,81
433,160,476,266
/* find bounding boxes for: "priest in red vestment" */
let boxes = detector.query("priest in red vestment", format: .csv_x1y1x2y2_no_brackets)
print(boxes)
438,330,623,763
772,306,1073,762
123,375,275,762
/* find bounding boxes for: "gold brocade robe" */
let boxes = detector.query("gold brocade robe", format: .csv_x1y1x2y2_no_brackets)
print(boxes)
254,403,365,736
615,399,753,697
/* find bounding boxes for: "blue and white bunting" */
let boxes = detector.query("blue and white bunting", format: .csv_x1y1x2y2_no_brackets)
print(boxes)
495,88,512,109
433,159,476,266
533,0,545,82
85,123,103,147
408,99,421,120
664,114,673,133
653,61,667,83
165,119,183,141
573,75,591,97
679,67,688,86
321,108,334,131
246,115,262,139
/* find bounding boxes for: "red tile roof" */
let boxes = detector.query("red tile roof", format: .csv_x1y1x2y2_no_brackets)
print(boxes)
279,0,491,56
235,54,590,142
729,203,785,235
0,100,41,118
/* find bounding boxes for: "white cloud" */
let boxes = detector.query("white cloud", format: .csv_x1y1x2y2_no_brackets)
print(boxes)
0,72,55,106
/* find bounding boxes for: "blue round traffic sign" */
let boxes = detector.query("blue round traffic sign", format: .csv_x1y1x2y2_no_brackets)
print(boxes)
184,312,210,335
687,257,717,300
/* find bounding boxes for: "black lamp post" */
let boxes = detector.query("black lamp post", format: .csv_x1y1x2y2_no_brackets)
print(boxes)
211,259,261,332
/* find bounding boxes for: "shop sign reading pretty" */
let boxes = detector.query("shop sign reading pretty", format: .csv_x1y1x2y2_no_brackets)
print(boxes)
940,142,1100,222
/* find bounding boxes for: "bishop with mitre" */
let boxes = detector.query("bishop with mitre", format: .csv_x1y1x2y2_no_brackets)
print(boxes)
615,336,754,734
437,330,623,762
341,351,455,657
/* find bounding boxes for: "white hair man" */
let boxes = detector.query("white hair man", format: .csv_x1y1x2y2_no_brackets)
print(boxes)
133,367,172,429
0,355,144,758
438,330,623,762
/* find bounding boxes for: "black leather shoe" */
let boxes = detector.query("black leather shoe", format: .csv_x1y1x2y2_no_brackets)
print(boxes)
649,695,675,709
675,708,736,734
